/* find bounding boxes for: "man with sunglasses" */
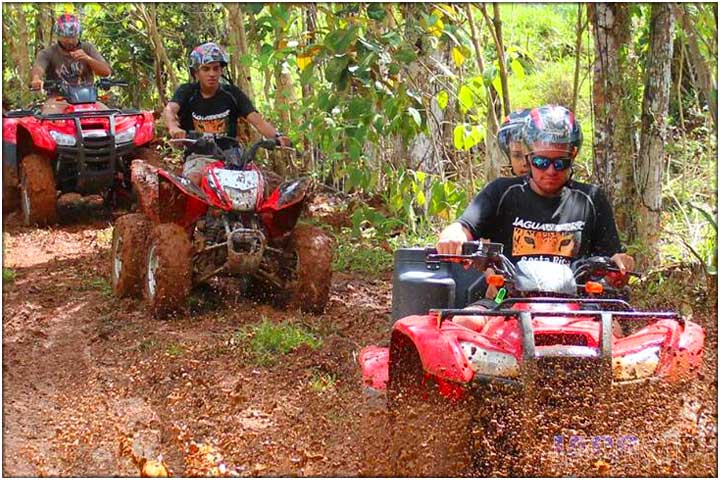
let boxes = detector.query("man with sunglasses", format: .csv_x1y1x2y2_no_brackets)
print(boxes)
30,14,111,114
437,105,634,289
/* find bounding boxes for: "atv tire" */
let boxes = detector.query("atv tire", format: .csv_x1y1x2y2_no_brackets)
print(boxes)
387,337,473,477
20,153,57,226
275,224,333,314
112,213,152,297
144,223,192,318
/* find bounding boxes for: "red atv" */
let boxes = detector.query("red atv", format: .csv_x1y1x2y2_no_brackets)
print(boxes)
2,78,155,225
359,242,705,476
111,133,333,318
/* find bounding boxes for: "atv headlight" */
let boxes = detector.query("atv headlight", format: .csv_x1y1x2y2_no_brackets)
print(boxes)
460,341,520,378
612,346,661,380
115,126,136,145
49,130,76,146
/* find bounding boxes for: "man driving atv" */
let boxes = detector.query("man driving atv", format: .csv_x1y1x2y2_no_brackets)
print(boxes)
498,108,531,176
163,42,290,187
437,105,634,299
30,13,112,114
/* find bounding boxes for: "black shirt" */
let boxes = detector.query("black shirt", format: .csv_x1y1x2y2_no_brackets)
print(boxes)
457,176,623,265
170,82,256,138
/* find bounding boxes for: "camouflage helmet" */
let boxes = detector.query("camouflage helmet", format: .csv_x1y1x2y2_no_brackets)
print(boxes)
189,42,230,71
497,108,531,159
522,105,583,158
54,13,81,38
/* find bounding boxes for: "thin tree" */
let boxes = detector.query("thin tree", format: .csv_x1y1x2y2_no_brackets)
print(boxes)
636,4,675,261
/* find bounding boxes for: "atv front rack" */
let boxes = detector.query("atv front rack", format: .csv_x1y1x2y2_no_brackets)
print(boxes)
430,305,683,364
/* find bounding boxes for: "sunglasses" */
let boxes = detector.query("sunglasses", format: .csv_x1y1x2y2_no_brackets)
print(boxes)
529,155,573,171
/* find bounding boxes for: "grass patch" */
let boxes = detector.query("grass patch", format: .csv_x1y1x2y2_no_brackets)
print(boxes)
83,276,112,297
333,241,393,273
165,342,185,357
310,372,337,393
237,317,321,365
3,268,16,284
95,225,113,247
137,338,159,352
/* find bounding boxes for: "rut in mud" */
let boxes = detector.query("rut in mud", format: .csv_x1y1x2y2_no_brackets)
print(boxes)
2,199,717,477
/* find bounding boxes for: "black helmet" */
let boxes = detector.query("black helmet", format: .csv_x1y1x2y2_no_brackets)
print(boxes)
522,105,583,158
497,108,531,159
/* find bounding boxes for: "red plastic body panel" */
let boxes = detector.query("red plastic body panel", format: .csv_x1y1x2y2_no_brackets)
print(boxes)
359,300,705,394
359,346,389,390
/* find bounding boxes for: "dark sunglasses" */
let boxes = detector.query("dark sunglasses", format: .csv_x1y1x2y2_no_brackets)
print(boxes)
529,155,573,171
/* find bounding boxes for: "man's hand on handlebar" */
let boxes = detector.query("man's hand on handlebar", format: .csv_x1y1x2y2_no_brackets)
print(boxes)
169,127,187,140
610,252,635,275
276,135,292,148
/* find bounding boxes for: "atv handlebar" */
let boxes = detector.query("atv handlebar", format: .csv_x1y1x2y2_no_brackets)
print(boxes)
30,78,128,93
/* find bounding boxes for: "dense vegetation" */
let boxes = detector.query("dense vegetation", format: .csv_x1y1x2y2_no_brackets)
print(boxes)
2,3,716,280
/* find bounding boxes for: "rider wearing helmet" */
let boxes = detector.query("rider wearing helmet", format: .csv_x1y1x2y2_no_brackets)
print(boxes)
30,13,111,114
164,42,289,146
437,105,634,279
497,108,531,176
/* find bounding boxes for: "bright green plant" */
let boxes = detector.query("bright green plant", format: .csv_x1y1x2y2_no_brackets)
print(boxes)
238,318,322,365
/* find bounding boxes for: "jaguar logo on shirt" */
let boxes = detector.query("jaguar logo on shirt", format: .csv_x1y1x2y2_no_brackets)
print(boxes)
192,109,230,134
512,226,580,258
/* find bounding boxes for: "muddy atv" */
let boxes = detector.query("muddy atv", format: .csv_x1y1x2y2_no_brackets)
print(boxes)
111,133,333,318
2,78,157,225
358,242,705,476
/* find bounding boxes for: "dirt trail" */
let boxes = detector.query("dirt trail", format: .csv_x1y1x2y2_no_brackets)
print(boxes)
2,205,717,477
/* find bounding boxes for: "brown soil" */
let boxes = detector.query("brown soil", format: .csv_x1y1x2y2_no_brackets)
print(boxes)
1,201,717,477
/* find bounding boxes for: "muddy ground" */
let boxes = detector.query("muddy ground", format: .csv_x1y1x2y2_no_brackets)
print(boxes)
2,199,718,477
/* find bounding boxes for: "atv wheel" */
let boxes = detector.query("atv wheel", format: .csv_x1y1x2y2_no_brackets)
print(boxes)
111,213,152,297
275,224,333,314
144,223,192,318
387,337,473,477
20,153,57,226
133,146,163,167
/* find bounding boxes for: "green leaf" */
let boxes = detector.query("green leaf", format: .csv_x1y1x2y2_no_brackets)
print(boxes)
395,47,417,64
325,55,350,84
482,64,498,86
451,47,466,67
453,125,465,150
510,59,525,80
324,27,358,54
408,107,422,127
245,4,265,14
349,139,363,161
437,90,449,110
458,85,474,112
367,3,386,20
388,63,401,76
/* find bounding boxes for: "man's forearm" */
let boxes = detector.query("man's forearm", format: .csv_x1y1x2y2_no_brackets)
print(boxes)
30,66,44,82
163,107,180,130
86,57,111,77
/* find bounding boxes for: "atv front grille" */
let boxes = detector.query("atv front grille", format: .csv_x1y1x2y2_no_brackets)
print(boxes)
534,333,588,347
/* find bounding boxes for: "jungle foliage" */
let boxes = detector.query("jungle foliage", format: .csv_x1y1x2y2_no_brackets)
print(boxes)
2,3,716,276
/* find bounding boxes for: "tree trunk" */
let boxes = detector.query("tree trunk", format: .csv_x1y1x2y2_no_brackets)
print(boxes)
636,4,675,264
34,4,54,53
225,3,256,145
134,3,178,107
479,3,511,118
572,4,587,113
301,4,318,171
12,4,32,106
589,3,637,234
466,4,503,183
676,4,717,130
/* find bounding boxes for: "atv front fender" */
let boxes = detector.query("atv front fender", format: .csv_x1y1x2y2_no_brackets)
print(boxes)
259,177,311,239
133,111,155,147
131,160,209,227
392,314,475,384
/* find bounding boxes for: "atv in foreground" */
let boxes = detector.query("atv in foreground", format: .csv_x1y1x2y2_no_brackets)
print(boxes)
2,78,156,225
111,133,333,318
359,242,705,476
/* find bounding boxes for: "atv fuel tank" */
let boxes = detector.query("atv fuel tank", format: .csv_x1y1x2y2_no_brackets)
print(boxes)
391,247,485,322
